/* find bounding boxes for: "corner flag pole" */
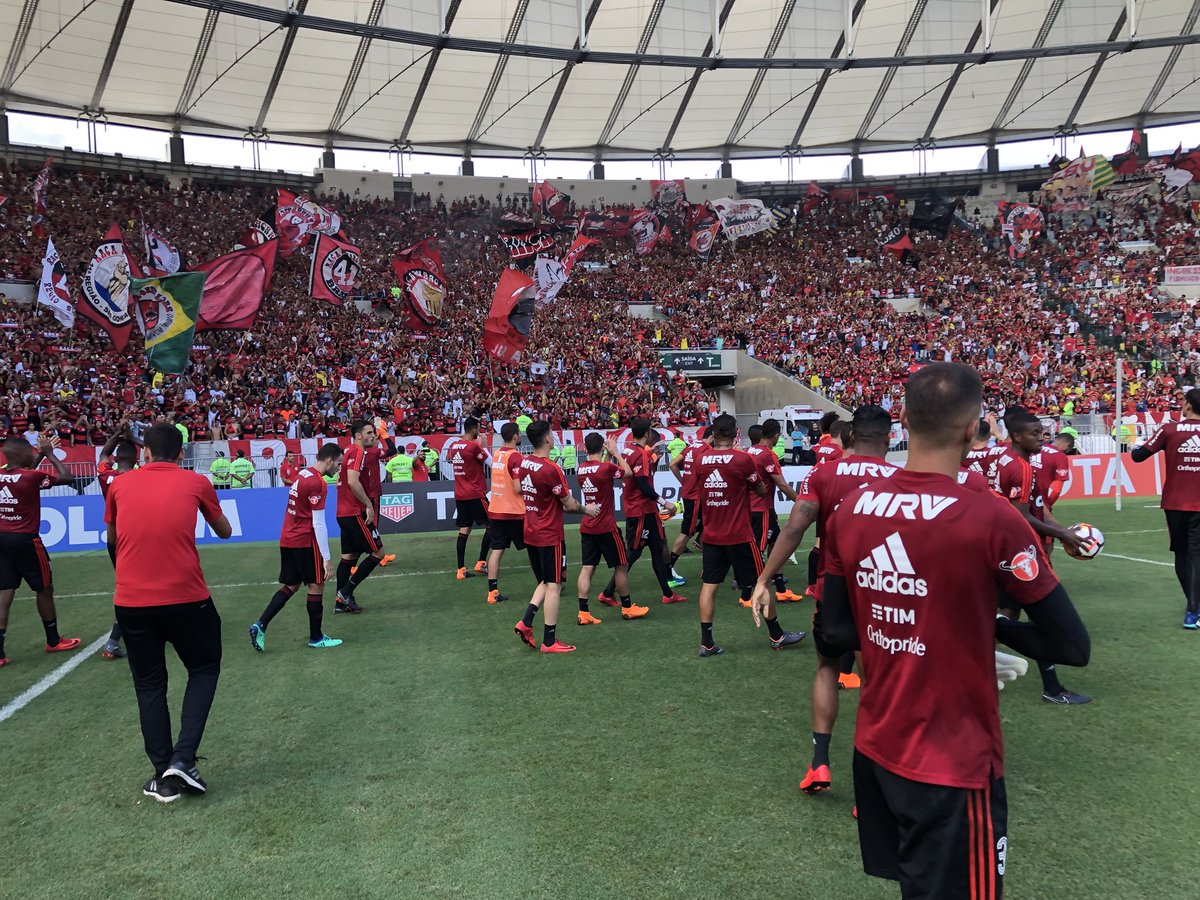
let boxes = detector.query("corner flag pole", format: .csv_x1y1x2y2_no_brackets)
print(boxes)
1115,354,1123,513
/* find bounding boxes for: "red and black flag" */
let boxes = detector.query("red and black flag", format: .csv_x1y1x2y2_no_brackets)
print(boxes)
800,181,827,215
31,155,53,238
499,230,557,262
276,189,343,257
631,210,663,255
650,179,687,212
687,203,720,260
909,196,956,239
483,268,537,366
236,209,278,250
533,181,571,224
308,233,363,305
577,208,641,238
998,202,1045,259
392,238,447,331
192,241,278,331
881,222,918,268
78,223,136,351
1110,129,1143,176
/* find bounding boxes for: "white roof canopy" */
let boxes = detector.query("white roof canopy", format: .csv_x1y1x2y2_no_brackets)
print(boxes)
2,0,1198,159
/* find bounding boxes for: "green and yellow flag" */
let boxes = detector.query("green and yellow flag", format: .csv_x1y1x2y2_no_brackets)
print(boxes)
130,272,206,374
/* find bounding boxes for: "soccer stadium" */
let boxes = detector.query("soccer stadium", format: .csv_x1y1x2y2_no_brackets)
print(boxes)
0,0,1198,897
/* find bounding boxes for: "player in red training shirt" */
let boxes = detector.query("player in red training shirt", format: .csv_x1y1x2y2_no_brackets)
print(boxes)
668,426,712,562
334,421,386,613
97,422,140,660
576,432,650,623
744,420,802,607
511,421,600,654
804,415,847,598
1033,439,1070,512
752,405,897,795
445,417,491,580
360,435,397,568
0,434,80,667
694,415,804,657
1132,387,1200,628
994,411,1092,705
819,363,1090,900
597,419,685,607
250,443,344,652
964,415,1001,483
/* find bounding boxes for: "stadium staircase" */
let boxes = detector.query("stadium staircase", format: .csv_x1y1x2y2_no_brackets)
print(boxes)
733,352,850,418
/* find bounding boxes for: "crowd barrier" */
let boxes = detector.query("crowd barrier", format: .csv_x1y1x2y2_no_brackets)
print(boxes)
36,454,1163,553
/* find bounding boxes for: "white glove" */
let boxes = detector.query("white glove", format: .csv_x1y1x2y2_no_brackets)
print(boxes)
995,650,1029,691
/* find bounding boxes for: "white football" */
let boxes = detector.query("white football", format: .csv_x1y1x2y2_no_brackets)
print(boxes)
1065,523,1104,560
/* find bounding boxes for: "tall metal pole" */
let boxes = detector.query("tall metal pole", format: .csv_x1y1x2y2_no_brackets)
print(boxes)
1115,354,1123,512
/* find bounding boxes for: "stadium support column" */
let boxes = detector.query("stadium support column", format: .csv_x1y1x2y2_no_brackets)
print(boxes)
1136,118,1150,162
850,146,864,182
169,127,185,165
986,136,999,175
592,152,604,179
719,150,732,179
322,140,336,169
461,148,475,177
0,111,8,147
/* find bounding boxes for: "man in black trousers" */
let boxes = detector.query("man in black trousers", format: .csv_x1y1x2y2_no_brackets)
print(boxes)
105,424,232,803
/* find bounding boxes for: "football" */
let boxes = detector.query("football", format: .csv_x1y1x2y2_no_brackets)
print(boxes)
1065,523,1105,560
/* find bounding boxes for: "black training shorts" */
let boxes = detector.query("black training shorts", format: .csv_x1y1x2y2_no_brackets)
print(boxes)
681,498,702,537
750,510,781,552
337,514,383,557
701,541,763,586
854,750,1006,900
455,497,490,528
527,542,566,585
1165,508,1200,554
580,528,628,569
490,517,526,551
279,543,325,588
0,533,53,592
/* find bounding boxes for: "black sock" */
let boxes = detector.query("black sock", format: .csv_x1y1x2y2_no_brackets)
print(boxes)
840,652,856,675
108,621,122,643
488,579,498,592
456,533,468,569
0,626,5,658
522,603,538,628
259,586,297,627
578,597,590,612
348,555,381,590
741,586,752,602
336,560,353,592
1038,661,1064,695
42,618,60,646
764,616,784,640
620,595,632,608
306,596,324,642
543,624,556,646
670,552,680,565
701,621,714,647
477,530,491,563
812,732,832,768
807,548,819,586
774,573,787,592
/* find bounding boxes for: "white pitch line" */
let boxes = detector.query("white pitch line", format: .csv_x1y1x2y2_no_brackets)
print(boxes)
1104,529,1166,536
0,632,110,724
48,569,451,601
1102,552,1172,568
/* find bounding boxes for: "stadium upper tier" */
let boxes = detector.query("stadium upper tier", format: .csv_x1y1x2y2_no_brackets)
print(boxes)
1,0,1198,159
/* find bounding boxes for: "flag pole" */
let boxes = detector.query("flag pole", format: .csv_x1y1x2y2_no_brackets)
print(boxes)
1115,353,1123,513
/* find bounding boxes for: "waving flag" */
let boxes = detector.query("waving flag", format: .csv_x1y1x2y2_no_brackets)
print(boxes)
144,227,183,275
533,181,571,223
534,235,595,305
997,202,1044,259
577,209,641,238
236,209,278,250
650,179,687,212
31,156,53,238
392,238,447,331
308,233,362,305
800,181,828,216
631,211,663,255
78,224,134,351
1110,129,1143,176
1042,155,1117,211
765,205,793,236
499,230,556,261
36,237,75,328
131,272,206,374
711,198,774,239
276,189,343,256
192,240,277,331
483,269,537,365
687,204,720,260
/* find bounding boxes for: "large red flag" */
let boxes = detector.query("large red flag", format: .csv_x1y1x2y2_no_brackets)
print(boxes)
78,223,135,351
308,233,362,305
192,240,277,331
276,189,342,257
533,181,571,223
483,269,536,365
392,238,447,331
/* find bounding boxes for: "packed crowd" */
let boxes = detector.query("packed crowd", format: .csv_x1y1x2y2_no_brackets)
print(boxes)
0,156,1197,443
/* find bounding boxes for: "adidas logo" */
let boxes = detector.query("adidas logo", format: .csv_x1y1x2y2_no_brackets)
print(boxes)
0,486,14,503
856,533,928,597
704,469,727,489
581,477,595,492
521,475,535,493
1180,435,1200,454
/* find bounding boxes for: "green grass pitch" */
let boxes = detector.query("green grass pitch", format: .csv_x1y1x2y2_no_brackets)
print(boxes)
1,499,1198,899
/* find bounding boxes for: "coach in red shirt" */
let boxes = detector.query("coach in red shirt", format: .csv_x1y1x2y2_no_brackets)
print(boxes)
105,424,232,804
820,363,1090,899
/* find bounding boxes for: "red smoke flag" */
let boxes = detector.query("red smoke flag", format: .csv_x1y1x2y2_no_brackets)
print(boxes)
192,240,277,331
78,223,135,351
533,181,571,223
392,238,447,331
308,233,362,306
483,269,537,365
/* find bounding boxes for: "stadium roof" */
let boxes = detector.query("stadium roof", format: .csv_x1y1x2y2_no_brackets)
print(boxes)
2,0,1198,160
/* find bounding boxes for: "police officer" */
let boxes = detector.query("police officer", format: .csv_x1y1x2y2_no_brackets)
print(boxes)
229,450,255,489
209,451,231,489
666,432,687,463
515,413,532,437
560,438,577,472
420,442,439,480
549,441,562,466
773,430,787,461
386,448,414,482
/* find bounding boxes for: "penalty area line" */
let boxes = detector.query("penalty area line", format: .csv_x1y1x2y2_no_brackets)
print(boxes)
0,632,110,725
1102,552,1172,568
48,569,451,601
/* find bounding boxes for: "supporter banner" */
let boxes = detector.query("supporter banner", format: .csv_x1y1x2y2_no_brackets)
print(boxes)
308,232,362,305
997,202,1044,259
711,198,773,240
631,211,663,255
577,209,640,238
765,205,793,236
392,238,447,330
131,272,206,374
143,227,183,275
650,179,687,211
193,240,278,331
534,235,594,304
276,189,343,257
36,237,75,328
1164,265,1200,283
499,230,557,261
533,180,571,223
1042,155,1117,211
483,268,536,364
800,181,828,215
235,209,277,250
909,197,955,239
78,223,134,351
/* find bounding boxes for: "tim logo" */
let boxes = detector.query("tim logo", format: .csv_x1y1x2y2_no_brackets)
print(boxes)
379,493,415,523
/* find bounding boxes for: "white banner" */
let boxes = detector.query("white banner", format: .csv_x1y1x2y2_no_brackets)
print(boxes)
1165,265,1200,283
711,197,774,240
37,237,76,328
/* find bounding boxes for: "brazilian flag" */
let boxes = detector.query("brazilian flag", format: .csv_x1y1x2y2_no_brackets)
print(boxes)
130,272,206,375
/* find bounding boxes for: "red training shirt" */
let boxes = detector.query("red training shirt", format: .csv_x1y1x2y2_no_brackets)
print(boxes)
620,444,656,518
97,461,128,500
362,445,383,500
445,437,489,500
813,439,844,466
280,467,327,548
694,447,760,545
508,453,569,547
0,467,55,534
577,459,621,535
747,444,781,514
336,444,367,517
105,462,224,607
679,443,705,500
824,469,1057,788
1139,420,1200,511
797,455,898,573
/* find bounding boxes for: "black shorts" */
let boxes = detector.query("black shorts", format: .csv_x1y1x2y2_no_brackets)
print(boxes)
581,529,628,569
626,513,665,553
750,510,780,552
490,517,525,551
854,750,1007,900
455,497,490,528
337,514,383,557
701,542,763,586
279,543,326,587
810,594,853,660
0,533,53,592
527,543,566,585
1165,508,1200,554
681,498,702,536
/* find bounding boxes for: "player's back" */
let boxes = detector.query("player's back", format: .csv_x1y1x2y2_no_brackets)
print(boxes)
281,467,326,547
695,448,758,545
577,459,619,534
746,445,780,513
802,455,899,543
